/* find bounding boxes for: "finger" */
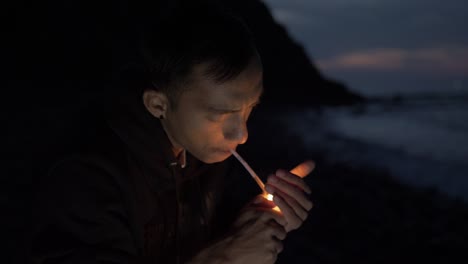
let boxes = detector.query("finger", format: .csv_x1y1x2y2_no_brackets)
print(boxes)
257,207,288,227
235,207,261,225
266,179,313,211
260,194,279,208
272,194,302,231
267,220,287,240
266,239,282,260
289,160,315,178
274,239,284,254
251,194,265,204
268,248,279,264
274,190,309,221
273,170,312,194
251,194,276,208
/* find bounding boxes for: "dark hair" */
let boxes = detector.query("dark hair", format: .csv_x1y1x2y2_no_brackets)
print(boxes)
139,4,260,107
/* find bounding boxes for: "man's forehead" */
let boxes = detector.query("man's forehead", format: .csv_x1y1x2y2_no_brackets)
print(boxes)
189,63,263,106
227,76,263,95
204,79,263,106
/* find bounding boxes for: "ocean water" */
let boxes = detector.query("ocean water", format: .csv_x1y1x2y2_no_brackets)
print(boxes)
280,100,468,202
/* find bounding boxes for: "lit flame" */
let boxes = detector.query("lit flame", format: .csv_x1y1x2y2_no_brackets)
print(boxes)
266,193,274,201
263,193,281,212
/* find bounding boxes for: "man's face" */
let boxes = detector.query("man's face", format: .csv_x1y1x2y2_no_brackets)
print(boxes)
164,60,263,164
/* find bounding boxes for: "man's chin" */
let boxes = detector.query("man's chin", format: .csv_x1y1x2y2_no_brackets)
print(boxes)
199,152,232,164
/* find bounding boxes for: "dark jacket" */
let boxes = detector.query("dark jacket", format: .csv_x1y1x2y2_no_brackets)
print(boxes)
30,97,251,263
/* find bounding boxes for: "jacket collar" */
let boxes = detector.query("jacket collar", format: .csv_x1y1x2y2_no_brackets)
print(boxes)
104,91,221,188
106,93,181,175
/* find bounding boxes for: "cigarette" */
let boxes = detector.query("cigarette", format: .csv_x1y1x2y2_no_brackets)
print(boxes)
230,149,276,206
230,149,267,194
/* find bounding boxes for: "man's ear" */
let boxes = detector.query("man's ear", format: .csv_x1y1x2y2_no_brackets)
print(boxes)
142,89,169,119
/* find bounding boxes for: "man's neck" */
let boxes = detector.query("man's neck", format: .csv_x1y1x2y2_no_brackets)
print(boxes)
174,148,186,168
160,120,184,159
172,147,184,157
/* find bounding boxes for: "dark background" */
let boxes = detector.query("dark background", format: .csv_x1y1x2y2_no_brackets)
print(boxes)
4,0,468,263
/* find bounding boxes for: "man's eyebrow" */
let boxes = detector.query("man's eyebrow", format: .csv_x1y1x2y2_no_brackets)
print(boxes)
207,106,238,113
207,100,260,113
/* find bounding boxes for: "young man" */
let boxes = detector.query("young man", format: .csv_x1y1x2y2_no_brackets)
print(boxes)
30,5,314,264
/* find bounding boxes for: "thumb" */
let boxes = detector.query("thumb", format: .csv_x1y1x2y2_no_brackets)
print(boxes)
290,160,315,178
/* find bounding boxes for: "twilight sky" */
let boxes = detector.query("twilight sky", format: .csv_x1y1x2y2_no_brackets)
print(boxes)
263,0,468,97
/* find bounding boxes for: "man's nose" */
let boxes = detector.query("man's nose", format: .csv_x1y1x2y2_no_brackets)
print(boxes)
224,117,249,145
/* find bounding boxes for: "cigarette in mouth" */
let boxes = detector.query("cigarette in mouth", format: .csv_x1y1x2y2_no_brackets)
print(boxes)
230,150,278,208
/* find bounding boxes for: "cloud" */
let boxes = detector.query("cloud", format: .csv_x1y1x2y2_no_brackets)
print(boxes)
266,0,391,8
317,46,468,75
263,0,468,58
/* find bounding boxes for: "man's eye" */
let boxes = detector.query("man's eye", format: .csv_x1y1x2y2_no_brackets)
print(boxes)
208,112,226,122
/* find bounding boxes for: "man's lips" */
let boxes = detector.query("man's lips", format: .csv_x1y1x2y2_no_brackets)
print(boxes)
214,147,237,154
